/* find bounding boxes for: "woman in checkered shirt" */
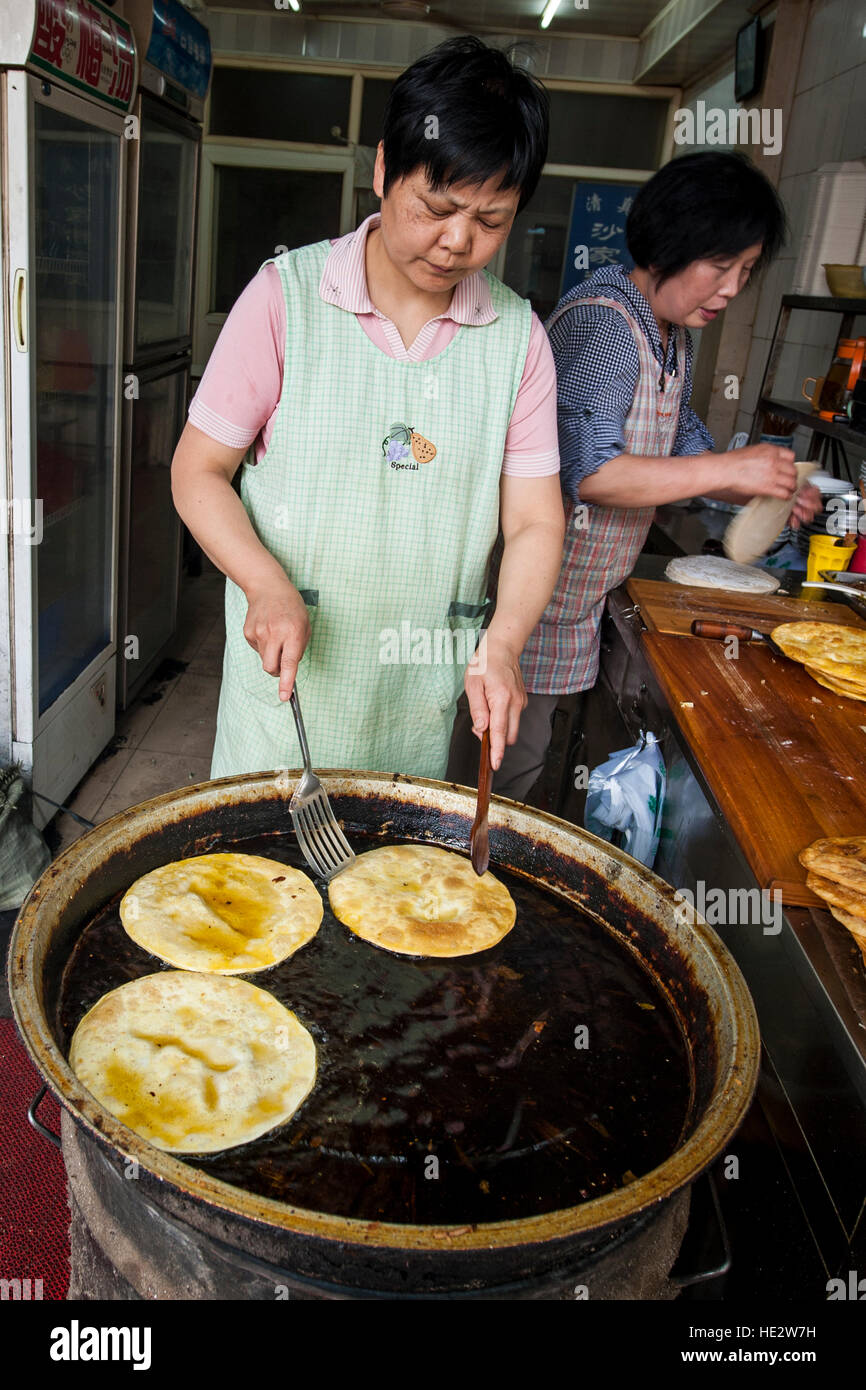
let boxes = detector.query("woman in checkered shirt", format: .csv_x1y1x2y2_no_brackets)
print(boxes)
448,152,822,804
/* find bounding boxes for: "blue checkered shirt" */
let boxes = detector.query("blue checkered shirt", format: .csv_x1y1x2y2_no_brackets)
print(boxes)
547,265,715,501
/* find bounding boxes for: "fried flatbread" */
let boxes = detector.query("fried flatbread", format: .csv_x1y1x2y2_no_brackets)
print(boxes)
805,871,866,920
829,905,866,946
328,844,516,957
799,836,866,888
771,622,866,673
69,972,317,1153
803,665,866,701
120,853,322,974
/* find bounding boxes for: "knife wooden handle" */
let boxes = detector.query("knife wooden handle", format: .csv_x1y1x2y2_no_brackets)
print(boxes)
691,620,754,642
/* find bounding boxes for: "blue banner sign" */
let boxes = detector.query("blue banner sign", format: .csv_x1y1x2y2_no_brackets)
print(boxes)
146,0,211,98
560,181,639,298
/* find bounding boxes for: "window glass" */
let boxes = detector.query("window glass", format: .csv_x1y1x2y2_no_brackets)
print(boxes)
209,68,352,144
212,166,344,313
359,77,394,148
547,91,667,169
501,175,575,322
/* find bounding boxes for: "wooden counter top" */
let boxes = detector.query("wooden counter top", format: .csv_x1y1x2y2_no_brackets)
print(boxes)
639,630,866,906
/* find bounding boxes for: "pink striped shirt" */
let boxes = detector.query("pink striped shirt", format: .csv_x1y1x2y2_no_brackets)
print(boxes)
189,213,559,475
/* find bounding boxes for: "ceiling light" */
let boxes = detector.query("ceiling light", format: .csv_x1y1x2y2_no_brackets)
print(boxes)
540,0,562,28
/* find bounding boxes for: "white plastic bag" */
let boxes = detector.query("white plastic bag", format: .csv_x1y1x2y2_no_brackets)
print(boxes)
584,732,666,868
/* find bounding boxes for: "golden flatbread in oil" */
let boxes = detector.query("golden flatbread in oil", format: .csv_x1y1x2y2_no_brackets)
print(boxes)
69,972,317,1153
120,853,322,973
799,836,866,888
328,844,516,957
805,870,866,920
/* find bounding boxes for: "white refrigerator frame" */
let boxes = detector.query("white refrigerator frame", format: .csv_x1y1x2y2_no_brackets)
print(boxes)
3,70,127,825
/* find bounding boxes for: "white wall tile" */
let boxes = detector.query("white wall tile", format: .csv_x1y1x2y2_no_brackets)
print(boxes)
781,86,821,178
840,70,866,160
814,68,857,165
796,0,840,94
835,0,866,77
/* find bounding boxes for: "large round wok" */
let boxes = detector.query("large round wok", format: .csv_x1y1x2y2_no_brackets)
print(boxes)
8,771,759,1296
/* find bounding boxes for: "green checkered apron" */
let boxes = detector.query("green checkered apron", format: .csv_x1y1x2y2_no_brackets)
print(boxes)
210,240,531,779
520,295,685,693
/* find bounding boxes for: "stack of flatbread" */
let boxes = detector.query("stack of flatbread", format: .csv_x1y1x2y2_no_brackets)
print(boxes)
799,836,866,966
770,622,866,702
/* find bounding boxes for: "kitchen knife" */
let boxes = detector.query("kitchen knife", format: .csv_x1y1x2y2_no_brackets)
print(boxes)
690,618,787,658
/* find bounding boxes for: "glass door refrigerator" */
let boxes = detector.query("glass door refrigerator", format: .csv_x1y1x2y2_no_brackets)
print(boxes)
0,1,136,828
118,1,210,706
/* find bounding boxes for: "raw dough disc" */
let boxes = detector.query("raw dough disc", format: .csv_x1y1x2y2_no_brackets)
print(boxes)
69,971,317,1153
120,853,323,974
664,555,780,593
723,462,814,564
328,844,516,957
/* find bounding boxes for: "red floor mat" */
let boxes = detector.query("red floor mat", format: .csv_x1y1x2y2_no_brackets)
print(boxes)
0,1017,70,1299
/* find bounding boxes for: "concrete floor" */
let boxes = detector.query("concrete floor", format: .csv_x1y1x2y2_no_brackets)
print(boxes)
47,562,225,858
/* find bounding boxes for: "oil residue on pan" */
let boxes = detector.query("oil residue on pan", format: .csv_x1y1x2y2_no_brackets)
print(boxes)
58,832,692,1227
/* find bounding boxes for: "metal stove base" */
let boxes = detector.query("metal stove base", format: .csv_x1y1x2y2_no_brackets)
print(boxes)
63,1113,691,1301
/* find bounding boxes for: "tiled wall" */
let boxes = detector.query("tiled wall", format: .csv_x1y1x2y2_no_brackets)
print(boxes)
205,10,641,83
737,0,866,447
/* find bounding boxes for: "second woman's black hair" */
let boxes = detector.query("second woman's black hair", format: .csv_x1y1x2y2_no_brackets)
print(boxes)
626,151,788,283
381,37,549,212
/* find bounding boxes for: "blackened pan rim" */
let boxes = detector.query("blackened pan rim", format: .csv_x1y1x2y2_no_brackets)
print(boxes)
9,770,760,1254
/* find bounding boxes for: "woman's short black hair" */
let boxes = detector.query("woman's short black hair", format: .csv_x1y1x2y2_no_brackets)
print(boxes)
382,37,549,213
626,151,788,284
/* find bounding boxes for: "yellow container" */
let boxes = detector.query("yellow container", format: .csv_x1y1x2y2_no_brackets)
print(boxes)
806,533,856,583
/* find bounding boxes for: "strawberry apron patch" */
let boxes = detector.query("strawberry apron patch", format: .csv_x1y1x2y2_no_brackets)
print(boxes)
382,422,437,471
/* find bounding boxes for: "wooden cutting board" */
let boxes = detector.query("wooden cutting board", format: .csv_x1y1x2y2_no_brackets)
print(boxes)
642,632,866,906
627,578,866,637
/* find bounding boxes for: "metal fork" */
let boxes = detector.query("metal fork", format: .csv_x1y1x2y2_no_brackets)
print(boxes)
288,688,356,881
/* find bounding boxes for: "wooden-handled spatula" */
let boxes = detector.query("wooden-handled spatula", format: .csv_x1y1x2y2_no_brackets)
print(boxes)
469,728,492,876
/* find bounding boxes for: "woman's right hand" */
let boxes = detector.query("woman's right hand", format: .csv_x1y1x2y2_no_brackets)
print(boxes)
716,442,798,501
243,578,311,701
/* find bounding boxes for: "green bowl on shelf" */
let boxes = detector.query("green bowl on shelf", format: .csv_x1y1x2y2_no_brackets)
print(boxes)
822,264,866,298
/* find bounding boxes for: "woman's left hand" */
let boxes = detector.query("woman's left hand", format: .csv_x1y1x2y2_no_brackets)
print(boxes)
789,482,823,530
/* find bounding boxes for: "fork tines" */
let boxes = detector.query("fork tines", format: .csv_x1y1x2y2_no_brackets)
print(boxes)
291,794,356,881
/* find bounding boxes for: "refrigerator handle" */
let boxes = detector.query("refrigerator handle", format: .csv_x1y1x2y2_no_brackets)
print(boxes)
12,268,27,352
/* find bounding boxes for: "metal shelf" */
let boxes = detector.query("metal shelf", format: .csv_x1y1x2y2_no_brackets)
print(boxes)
780,294,866,313
757,397,866,448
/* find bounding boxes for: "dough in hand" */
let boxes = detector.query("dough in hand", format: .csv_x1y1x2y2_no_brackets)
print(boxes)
723,462,814,565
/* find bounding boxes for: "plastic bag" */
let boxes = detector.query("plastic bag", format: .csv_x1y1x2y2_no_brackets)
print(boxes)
584,732,666,868
0,765,51,911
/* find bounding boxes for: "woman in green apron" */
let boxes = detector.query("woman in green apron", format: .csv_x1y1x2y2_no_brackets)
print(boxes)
171,38,565,781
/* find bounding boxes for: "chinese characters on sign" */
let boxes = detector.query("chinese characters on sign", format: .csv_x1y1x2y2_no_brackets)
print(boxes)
30,0,135,111
560,182,639,298
146,0,212,99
